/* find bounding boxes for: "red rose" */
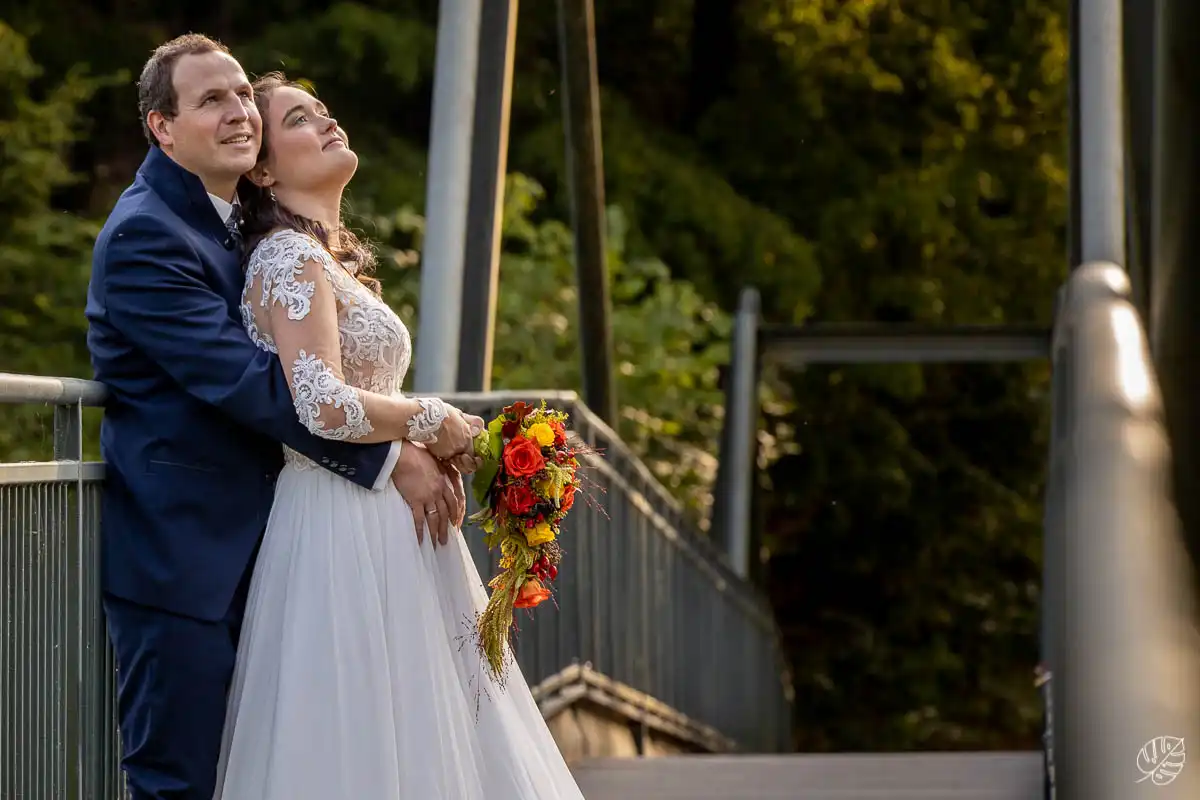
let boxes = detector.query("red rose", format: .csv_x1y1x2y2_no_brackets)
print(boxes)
502,419,521,439
503,435,545,478
503,483,538,516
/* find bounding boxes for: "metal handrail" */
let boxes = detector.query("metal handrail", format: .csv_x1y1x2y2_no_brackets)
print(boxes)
0,376,767,622
0,373,108,407
1044,262,1200,798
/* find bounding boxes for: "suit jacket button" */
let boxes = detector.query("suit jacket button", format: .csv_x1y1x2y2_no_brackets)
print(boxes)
348,468,356,476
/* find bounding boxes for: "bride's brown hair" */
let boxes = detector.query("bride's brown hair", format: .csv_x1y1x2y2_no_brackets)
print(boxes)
237,72,380,294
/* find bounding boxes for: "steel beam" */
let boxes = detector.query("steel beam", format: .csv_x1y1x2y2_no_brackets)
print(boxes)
760,325,1052,366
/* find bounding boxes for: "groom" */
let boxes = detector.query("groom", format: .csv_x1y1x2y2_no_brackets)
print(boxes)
85,34,465,799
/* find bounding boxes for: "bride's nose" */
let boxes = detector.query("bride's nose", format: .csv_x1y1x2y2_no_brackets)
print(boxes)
323,116,338,132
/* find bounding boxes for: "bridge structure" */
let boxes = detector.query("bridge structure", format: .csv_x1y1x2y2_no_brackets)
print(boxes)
6,0,1200,797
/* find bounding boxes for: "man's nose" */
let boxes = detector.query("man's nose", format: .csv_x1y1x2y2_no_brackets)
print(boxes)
226,97,249,121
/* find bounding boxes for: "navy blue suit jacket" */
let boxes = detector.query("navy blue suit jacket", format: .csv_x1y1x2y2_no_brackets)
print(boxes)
86,147,391,622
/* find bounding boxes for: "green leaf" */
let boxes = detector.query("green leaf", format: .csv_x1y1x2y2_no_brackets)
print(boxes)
471,459,501,508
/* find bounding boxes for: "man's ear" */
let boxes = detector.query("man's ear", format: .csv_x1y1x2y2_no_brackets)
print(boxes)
147,111,173,148
247,164,274,188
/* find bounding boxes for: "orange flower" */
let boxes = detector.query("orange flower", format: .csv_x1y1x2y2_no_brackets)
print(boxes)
503,435,545,478
514,577,552,609
560,482,577,512
549,420,566,445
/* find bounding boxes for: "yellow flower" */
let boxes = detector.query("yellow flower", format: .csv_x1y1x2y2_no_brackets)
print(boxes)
526,422,555,447
499,554,515,569
535,477,563,503
526,522,556,546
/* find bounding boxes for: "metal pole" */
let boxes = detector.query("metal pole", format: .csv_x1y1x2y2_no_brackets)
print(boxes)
458,0,518,392
1148,0,1200,622
1123,0,1156,314
556,0,617,424
1052,264,1200,799
1077,0,1127,266
1068,0,1082,270
719,288,760,578
415,0,484,393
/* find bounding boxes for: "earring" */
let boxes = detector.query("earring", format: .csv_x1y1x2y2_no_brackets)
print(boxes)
269,188,277,203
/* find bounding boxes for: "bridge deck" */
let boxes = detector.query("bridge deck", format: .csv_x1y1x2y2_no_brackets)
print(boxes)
571,752,1044,799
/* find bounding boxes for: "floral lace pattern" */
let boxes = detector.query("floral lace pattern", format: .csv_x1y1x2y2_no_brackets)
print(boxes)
241,229,413,466
291,350,374,440
406,397,448,443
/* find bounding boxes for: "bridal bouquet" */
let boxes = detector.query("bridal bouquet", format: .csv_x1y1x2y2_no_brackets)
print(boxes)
469,401,584,680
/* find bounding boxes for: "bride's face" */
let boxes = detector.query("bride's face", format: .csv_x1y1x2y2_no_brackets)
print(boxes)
257,86,356,194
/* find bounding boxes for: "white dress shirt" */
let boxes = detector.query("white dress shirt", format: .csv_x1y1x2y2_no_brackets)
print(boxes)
207,192,401,490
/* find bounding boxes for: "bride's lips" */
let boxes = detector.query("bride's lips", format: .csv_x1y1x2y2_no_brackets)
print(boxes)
322,137,346,151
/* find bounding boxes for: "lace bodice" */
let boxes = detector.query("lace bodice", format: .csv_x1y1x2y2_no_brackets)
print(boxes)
240,229,412,464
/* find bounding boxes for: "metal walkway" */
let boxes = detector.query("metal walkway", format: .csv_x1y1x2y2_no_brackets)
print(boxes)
571,752,1043,799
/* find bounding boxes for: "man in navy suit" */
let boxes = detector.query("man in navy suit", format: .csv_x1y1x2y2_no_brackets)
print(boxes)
85,34,465,799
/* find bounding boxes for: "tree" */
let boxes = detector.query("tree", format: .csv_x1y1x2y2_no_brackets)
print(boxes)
0,24,111,460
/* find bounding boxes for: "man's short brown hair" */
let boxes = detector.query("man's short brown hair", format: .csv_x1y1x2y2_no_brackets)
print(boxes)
137,34,231,148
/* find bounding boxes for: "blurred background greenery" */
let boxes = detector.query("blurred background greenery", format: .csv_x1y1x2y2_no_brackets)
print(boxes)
0,0,1067,751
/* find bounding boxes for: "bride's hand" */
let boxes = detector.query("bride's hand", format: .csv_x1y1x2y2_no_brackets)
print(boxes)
425,408,480,460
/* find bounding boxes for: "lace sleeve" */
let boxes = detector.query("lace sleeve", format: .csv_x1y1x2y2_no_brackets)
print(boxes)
249,231,373,441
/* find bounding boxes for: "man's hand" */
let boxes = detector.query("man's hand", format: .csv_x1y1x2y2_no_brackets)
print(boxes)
389,443,461,546
440,462,468,528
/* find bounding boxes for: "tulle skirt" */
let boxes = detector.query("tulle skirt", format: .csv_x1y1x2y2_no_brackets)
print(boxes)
212,462,586,799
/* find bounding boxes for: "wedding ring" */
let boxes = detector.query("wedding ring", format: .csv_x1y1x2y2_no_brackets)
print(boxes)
427,507,439,515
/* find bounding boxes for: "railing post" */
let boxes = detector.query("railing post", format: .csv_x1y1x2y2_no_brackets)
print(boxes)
714,288,761,578
54,401,86,799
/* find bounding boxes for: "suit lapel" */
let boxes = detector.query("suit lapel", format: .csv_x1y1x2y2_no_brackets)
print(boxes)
137,148,237,249
135,147,246,305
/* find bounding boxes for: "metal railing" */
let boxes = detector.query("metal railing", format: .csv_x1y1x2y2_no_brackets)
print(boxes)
1043,262,1200,798
0,376,793,799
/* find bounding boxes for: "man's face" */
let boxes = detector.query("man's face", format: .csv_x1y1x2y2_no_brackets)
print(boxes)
148,51,262,198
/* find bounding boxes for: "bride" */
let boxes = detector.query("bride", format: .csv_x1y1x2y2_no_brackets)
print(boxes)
211,72,586,799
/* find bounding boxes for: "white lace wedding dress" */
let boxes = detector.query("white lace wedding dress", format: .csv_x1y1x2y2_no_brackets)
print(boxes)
211,229,586,799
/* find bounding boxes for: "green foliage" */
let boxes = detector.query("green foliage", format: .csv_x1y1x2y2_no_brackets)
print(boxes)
714,0,1067,750
0,24,110,459
512,94,822,322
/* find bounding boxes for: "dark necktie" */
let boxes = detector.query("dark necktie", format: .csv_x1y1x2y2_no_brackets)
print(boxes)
225,203,243,249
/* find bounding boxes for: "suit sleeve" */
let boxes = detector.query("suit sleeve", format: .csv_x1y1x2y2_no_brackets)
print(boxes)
99,213,392,490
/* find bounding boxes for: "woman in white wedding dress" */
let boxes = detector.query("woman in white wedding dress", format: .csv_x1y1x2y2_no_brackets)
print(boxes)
211,72,586,799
